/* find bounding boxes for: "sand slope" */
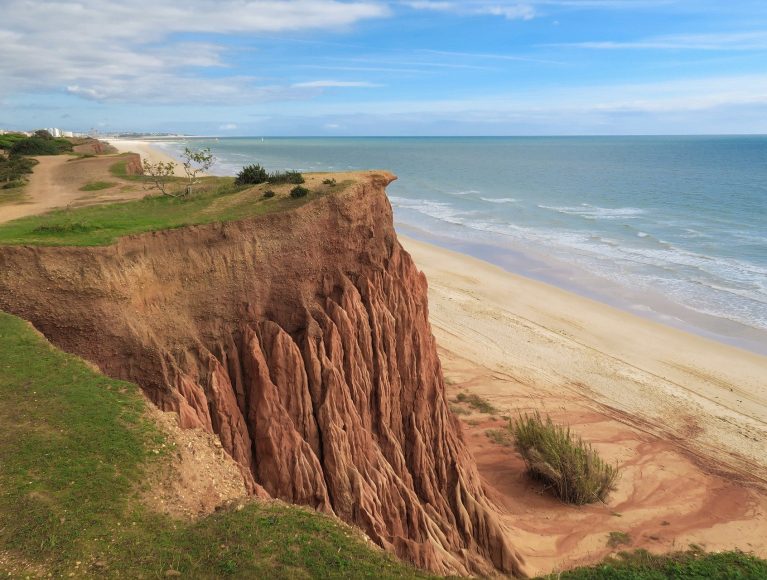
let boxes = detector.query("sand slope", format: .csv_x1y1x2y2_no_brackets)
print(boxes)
401,235,767,575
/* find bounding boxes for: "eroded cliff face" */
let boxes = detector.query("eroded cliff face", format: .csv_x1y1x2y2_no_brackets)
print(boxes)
0,173,525,576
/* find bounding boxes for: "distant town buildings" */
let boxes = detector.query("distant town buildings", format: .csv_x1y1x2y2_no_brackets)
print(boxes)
0,128,83,137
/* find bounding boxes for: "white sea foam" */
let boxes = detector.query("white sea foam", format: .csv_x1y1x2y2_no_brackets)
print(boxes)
389,196,470,226
538,204,647,219
480,197,517,204
170,136,767,341
393,194,767,329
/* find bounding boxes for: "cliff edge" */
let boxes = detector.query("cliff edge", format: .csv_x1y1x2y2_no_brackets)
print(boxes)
0,172,525,576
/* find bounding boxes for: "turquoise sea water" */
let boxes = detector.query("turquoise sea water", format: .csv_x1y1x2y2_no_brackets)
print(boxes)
157,137,767,354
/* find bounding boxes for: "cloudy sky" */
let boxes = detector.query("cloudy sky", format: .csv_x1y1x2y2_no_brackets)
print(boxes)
2,0,767,135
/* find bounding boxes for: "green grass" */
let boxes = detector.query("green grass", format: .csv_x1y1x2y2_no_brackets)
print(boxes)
510,411,619,505
0,183,27,206
79,180,117,191
452,392,498,414
0,311,431,578
449,403,471,416
607,532,632,548
108,156,154,181
485,428,514,446
539,549,767,579
0,178,331,246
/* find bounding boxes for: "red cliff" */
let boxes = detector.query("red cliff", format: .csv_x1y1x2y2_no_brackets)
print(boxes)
0,172,525,576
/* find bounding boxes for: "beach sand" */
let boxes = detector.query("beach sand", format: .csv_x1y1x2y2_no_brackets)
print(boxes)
400,235,767,574
107,138,187,176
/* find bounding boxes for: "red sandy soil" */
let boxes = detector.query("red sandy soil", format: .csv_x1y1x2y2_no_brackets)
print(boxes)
440,346,767,576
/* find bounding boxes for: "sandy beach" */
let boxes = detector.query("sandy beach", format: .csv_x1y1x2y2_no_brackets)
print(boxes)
3,138,764,575
400,236,767,574
107,138,187,176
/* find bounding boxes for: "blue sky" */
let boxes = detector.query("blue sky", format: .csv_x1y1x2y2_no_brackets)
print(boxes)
2,0,767,135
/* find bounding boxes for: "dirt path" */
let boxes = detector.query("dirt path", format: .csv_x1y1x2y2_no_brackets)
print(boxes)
0,155,144,224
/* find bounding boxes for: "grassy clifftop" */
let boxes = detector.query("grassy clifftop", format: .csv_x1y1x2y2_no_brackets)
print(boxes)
0,311,430,579
0,158,356,247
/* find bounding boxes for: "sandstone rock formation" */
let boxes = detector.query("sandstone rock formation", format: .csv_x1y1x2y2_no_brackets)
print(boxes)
0,172,525,576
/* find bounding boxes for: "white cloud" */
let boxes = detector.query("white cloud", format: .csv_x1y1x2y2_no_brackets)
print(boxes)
292,80,381,87
418,49,563,64
0,0,389,102
402,1,536,19
549,31,767,50
277,73,767,118
219,123,238,130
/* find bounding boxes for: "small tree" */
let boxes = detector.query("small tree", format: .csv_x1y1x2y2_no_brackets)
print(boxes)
34,129,53,140
142,158,177,196
181,146,214,195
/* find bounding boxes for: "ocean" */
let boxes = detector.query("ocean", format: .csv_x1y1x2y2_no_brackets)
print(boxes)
156,136,767,354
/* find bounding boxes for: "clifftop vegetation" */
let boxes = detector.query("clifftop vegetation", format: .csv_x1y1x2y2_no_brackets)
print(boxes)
0,161,352,246
0,311,430,579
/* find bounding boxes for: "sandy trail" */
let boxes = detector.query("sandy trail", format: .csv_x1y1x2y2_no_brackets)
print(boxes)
0,155,144,224
401,236,767,575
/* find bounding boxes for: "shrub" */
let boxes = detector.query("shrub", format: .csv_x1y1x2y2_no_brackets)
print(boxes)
10,137,72,156
235,164,268,186
0,155,38,184
322,178,337,186
289,185,309,199
268,170,304,185
263,190,275,198
0,133,28,150
510,411,618,504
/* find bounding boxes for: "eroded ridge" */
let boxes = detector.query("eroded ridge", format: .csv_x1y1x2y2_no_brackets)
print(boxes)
0,173,525,576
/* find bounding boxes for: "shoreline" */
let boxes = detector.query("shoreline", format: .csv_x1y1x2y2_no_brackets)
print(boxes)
397,223,767,356
400,234,767,574
106,138,187,177
400,234,766,465
110,138,767,469
111,137,767,357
